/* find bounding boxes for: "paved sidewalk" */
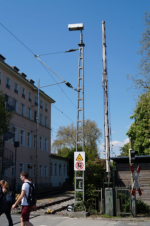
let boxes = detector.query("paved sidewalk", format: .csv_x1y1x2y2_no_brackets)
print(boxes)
1,214,149,226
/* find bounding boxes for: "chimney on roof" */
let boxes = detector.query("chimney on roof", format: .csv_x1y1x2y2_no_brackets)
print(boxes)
19,72,27,78
11,66,20,73
28,79,35,85
0,54,6,62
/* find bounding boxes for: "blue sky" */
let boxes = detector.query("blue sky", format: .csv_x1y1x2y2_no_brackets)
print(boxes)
0,0,149,157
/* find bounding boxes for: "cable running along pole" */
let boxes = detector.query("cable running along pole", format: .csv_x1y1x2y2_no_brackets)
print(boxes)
102,21,111,185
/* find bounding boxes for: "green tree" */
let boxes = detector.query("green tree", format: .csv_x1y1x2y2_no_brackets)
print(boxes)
0,91,13,145
52,119,102,159
119,143,130,156
126,91,150,155
127,11,150,92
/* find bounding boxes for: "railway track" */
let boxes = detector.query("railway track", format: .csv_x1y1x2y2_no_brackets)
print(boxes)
36,186,74,198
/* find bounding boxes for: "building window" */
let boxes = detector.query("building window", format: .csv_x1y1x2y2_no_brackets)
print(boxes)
12,126,17,143
39,136,43,150
14,82,19,94
45,165,48,177
40,114,43,125
54,163,57,176
20,129,25,146
11,166,15,178
44,138,48,152
6,77,11,89
4,169,7,177
5,94,10,103
28,92,32,102
50,163,53,176
45,103,48,112
59,164,62,176
45,117,48,127
19,162,24,174
35,96,38,106
27,132,31,147
64,164,65,176
39,165,43,177
33,164,36,177
0,71,2,84
13,99,18,113
28,108,32,119
34,111,37,122
21,104,25,116
27,163,31,177
40,100,43,109
33,135,37,149
22,87,26,98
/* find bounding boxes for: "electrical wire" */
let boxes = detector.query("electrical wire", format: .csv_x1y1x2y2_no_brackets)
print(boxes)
52,105,76,124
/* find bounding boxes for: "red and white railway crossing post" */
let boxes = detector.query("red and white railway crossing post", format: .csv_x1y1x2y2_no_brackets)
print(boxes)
130,165,142,196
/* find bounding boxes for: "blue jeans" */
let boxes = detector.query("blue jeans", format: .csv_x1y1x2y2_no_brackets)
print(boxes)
4,204,13,226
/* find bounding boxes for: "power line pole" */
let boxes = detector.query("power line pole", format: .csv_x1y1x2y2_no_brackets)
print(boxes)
35,79,40,188
102,21,111,185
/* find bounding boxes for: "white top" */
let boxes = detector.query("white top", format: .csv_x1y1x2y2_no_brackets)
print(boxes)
21,181,34,206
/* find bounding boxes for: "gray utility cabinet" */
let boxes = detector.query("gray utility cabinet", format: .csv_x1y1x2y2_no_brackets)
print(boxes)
105,188,114,216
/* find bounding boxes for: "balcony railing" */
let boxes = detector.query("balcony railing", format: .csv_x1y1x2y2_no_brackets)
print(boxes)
14,89,18,94
22,93,25,98
6,83,10,89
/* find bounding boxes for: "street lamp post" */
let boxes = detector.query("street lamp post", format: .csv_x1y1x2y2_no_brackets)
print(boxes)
68,23,85,202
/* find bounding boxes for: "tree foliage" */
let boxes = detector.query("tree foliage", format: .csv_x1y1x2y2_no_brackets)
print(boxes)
127,11,150,92
119,143,130,156
52,119,102,158
0,91,13,145
126,91,150,155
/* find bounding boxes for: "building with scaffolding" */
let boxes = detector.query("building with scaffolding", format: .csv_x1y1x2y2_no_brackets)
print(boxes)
0,53,55,189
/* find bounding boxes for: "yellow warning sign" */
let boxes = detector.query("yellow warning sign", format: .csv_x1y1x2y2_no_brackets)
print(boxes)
76,153,83,161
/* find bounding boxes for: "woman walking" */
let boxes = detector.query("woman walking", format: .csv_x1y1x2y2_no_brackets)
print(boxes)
0,180,13,226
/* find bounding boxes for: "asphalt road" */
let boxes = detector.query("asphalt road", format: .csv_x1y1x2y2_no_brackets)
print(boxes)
1,214,150,226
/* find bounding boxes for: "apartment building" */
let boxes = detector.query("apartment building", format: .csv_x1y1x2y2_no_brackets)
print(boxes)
0,54,55,188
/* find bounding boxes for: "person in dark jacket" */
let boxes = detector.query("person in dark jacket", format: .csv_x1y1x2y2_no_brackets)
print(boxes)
0,180,13,226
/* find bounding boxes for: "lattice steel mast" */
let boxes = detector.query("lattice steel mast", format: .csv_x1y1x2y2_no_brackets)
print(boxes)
102,21,110,184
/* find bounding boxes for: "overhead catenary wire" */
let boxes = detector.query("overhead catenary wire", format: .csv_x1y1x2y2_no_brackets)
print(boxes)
0,22,77,108
37,49,78,57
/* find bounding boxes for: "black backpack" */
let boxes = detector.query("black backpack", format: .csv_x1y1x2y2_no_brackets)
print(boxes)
25,182,36,206
6,191,15,205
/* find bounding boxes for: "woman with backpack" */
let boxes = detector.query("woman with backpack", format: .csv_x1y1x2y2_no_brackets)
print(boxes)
0,180,13,226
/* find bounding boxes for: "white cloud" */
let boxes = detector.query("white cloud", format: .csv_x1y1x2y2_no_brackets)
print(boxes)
100,138,129,158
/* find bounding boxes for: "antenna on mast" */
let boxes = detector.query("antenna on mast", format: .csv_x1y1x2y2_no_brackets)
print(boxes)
102,21,110,186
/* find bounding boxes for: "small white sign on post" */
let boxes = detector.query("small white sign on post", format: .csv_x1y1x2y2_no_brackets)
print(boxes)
74,152,85,171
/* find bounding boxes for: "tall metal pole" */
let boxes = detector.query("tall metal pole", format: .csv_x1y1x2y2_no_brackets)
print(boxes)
36,79,40,187
102,21,110,185
75,30,85,202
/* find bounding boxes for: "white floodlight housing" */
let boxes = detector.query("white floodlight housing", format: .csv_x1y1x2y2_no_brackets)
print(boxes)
68,23,84,31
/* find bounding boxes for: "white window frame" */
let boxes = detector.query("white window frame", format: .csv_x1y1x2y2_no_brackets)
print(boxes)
14,81,19,94
20,129,25,146
12,126,18,144
27,132,31,148
44,138,48,152
6,76,11,89
19,162,24,175
45,117,48,127
33,134,37,149
45,103,48,112
44,165,48,177
22,86,26,98
28,107,32,120
28,92,32,102
39,164,43,177
39,136,43,150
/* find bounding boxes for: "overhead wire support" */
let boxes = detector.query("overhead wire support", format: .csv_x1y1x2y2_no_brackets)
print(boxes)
35,55,79,92
37,48,78,56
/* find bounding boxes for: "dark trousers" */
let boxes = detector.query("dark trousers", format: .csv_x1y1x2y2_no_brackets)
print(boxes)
4,204,13,226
